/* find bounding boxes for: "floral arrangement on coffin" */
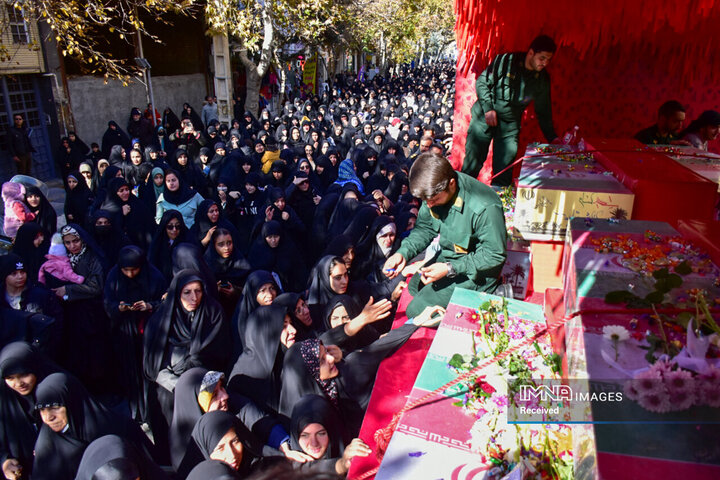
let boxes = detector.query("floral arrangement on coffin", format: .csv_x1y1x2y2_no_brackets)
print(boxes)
605,273,720,414
526,142,594,162
447,298,573,479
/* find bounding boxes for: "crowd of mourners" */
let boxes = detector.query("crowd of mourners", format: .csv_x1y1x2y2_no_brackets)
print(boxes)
0,62,456,480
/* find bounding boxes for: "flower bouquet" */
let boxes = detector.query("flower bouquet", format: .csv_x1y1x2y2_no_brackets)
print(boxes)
447,298,574,479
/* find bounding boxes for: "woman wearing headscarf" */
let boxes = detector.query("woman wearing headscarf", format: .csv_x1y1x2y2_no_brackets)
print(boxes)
354,146,378,186
323,234,355,272
107,144,126,167
32,372,156,480
352,215,398,283
383,170,409,203
255,187,307,249
0,342,61,480
325,183,361,240
88,164,123,220
190,199,240,250
51,224,112,393
63,171,93,226
182,103,205,132
101,121,131,159
289,394,371,475
90,159,109,195
319,295,380,355
265,160,290,189
75,434,168,480
187,460,241,479
24,186,57,235
171,243,218,300
273,292,318,342
0,254,64,356
285,171,320,233
279,316,435,436
229,270,279,361
100,177,156,250
143,269,231,459
56,137,85,179
103,246,167,422
248,221,307,293
149,210,195,283
11,222,49,285
204,228,251,316
162,107,182,134
228,304,297,414
306,256,368,323
340,204,379,246
122,147,147,187
155,169,205,228
171,149,207,193
333,159,365,194
394,209,417,239
88,210,129,270
192,410,284,476
139,166,165,211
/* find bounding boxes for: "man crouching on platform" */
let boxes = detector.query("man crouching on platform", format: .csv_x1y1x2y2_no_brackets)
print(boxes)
383,153,507,318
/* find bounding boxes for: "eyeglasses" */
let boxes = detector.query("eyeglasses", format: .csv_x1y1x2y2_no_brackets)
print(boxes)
166,224,181,231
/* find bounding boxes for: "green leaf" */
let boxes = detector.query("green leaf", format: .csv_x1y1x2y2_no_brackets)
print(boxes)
645,291,665,304
666,274,683,289
605,290,634,304
674,312,693,328
652,267,669,279
448,353,465,369
655,278,672,293
452,400,464,407
675,261,692,275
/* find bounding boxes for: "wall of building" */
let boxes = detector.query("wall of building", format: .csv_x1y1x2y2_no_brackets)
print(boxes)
0,8,45,74
66,73,207,147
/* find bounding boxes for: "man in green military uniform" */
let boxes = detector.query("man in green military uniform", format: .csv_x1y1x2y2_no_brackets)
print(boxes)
463,35,559,186
384,153,507,318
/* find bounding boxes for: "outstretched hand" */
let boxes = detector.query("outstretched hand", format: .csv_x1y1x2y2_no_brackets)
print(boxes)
413,305,446,327
383,253,406,279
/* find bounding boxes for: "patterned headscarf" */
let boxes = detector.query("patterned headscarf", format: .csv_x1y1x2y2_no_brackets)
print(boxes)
61,225,86,268
300,339,338,405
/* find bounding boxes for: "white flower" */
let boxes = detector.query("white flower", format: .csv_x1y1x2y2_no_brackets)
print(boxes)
602,325,630,342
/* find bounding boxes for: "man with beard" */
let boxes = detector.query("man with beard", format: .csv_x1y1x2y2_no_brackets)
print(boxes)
462,34,558,186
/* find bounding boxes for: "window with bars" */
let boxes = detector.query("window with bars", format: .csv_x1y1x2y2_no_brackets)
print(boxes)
6,5,30,44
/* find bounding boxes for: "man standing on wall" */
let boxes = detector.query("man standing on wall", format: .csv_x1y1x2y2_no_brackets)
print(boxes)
8,113,35,176
463,35,559,186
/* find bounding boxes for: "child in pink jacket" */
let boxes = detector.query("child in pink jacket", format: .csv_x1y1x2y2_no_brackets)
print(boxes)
2,181,35,238
38,233,85,285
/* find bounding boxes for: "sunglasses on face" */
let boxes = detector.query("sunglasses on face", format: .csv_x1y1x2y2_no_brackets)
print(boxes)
166,224,181,230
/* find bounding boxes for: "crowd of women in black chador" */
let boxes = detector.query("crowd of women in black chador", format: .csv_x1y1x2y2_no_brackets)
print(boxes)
0,62,455,479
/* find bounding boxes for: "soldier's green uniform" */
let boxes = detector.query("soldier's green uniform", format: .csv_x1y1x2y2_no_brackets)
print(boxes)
463,52,557,186
396,172,507,318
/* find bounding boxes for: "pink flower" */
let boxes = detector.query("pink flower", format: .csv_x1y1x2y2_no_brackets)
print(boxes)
492,394,508,409
668,390,694,411
631,370,663,397
623,381,640,401
702,386,720,408
664,369,693,393
638,391,672,413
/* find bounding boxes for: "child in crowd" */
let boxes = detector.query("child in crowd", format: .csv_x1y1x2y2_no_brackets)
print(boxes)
38,233,86,285
2,181,35,238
